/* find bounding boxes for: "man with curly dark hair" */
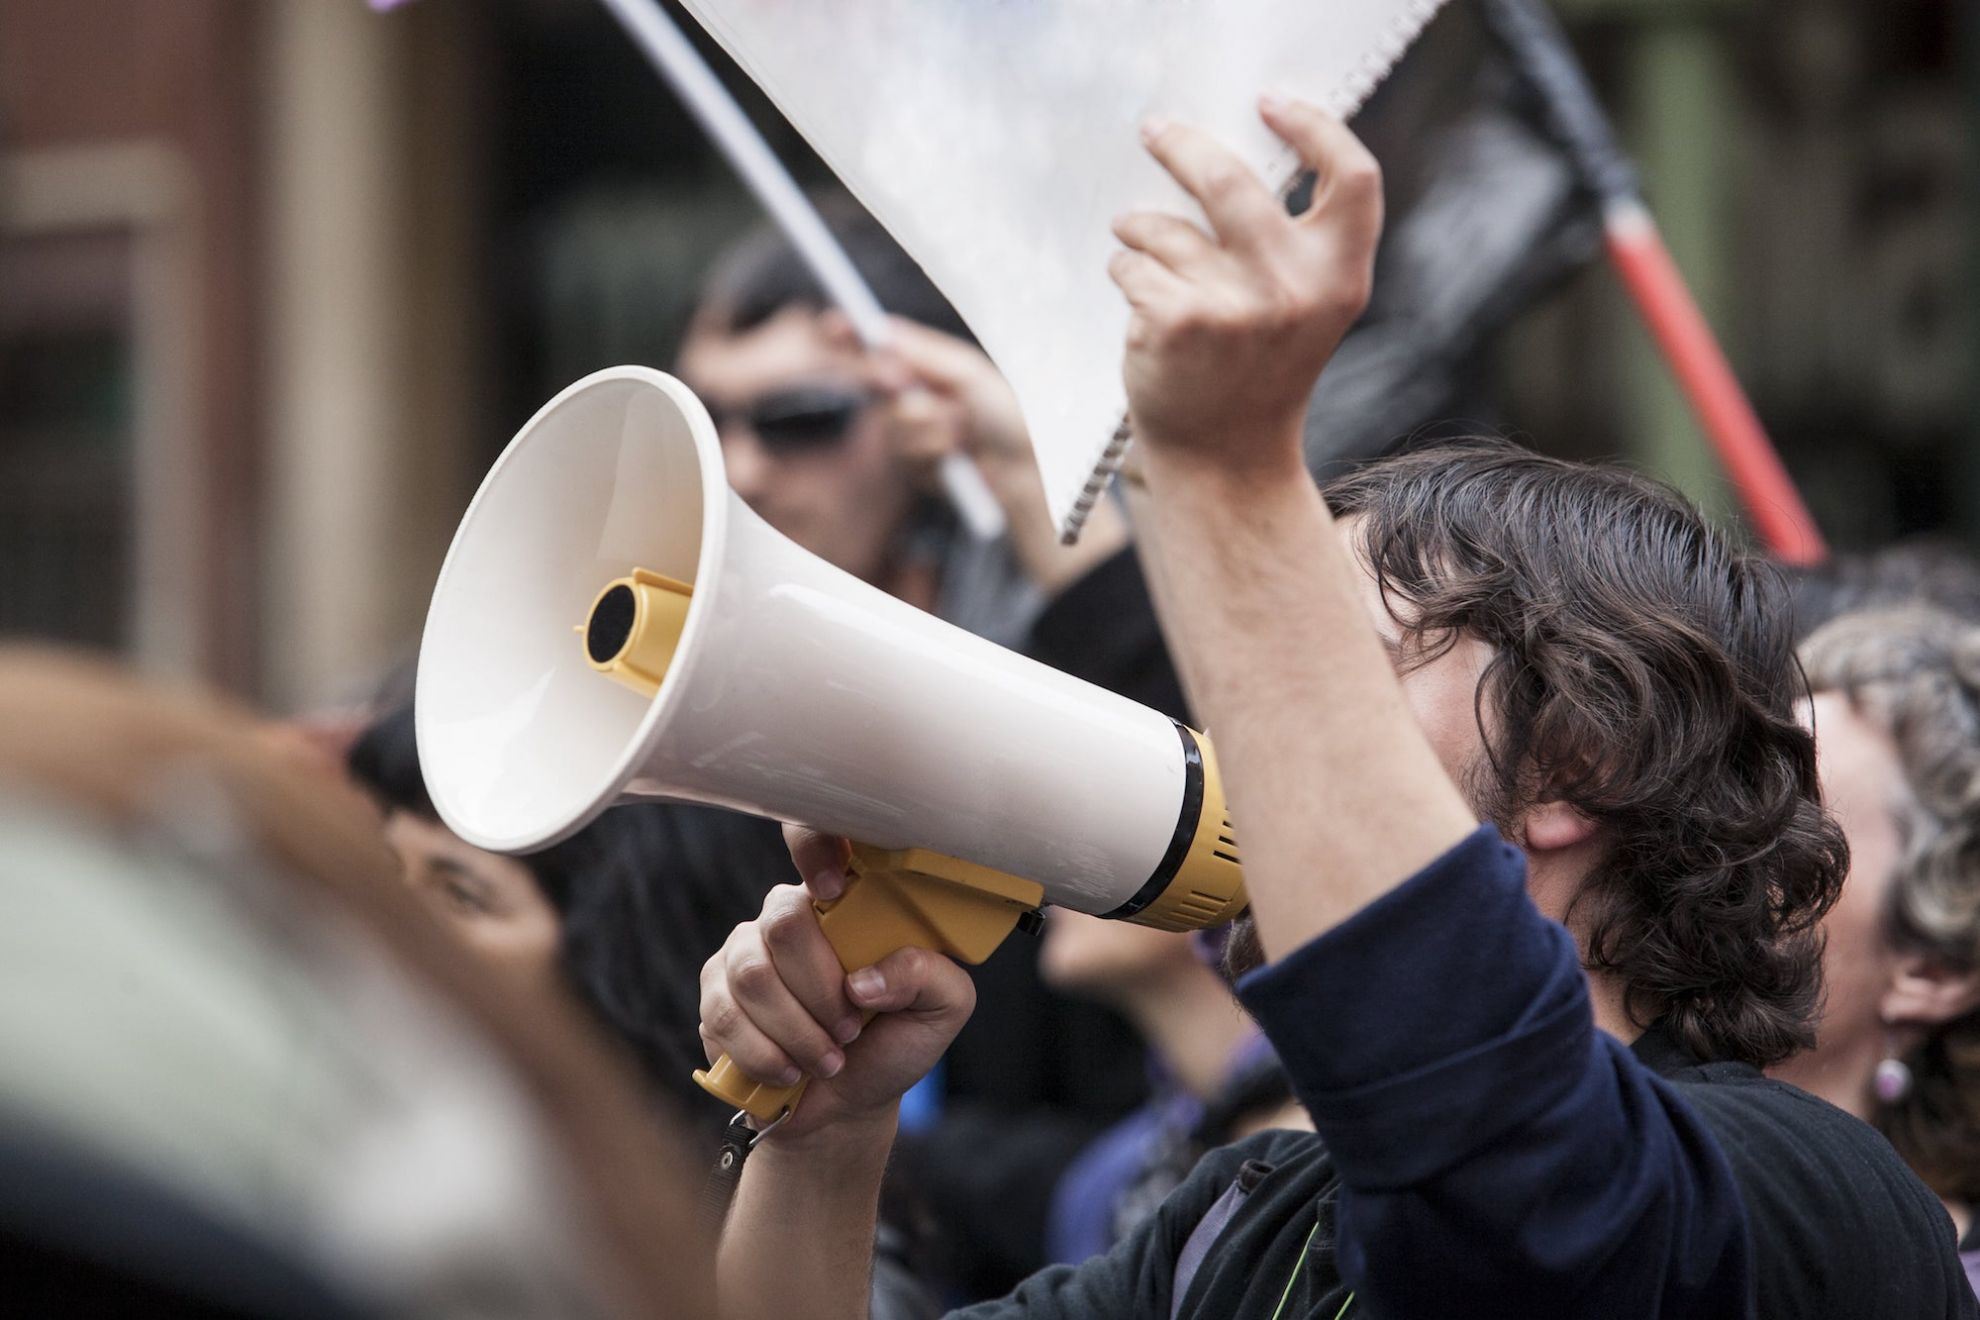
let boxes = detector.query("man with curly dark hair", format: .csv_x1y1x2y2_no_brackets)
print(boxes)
1295,443,1844,1070
698,99,1976,1318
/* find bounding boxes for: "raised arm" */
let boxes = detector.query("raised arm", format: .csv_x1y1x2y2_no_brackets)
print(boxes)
1109,99,1476,959
1112,100,1772,1319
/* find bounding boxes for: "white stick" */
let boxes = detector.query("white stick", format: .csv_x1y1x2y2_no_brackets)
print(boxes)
595,0,1007,539
934,448,1009,540
596,0,888,345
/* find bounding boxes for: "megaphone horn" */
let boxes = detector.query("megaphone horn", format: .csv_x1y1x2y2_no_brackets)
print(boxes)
417,367,1245,1122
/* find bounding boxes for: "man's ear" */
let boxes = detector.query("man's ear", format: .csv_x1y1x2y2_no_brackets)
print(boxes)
1519,798,1598,855
1882,952,1980,1029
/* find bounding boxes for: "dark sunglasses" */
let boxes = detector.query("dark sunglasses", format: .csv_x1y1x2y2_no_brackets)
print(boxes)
705,383,870,454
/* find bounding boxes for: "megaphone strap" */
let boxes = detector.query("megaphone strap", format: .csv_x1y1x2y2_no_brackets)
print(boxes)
698,1106,790,1229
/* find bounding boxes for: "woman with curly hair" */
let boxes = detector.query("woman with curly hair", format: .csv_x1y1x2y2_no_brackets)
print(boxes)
1776,605,1980,1294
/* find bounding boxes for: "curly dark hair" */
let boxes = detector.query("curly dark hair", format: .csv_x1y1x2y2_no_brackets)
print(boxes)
1325,440,1849,1068
1801,605,1980,1202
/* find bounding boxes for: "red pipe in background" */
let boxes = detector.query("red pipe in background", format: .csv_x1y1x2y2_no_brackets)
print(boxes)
1602,200,1828,565
1477,0,1827,565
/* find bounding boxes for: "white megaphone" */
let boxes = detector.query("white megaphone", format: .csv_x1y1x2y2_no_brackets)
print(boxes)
416,366,1245,1121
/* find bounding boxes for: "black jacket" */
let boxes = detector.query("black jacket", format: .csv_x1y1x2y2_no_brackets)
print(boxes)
955,829,1976,1319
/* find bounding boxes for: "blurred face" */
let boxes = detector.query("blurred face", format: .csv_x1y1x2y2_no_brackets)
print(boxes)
383,811,562,996
1798,693,1910,1066
677,306,916,583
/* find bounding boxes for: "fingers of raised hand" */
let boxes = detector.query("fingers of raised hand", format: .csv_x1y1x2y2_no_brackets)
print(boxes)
1126,112,1376,340
1111,247,1287,352
1259,95,1386,202
1107,248,1186,313
1259,97,1383,235
1139,117,1282,247
1112,211,1217,275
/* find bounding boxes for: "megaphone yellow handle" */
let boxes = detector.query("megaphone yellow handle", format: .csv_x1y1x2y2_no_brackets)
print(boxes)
695,844,1045,1124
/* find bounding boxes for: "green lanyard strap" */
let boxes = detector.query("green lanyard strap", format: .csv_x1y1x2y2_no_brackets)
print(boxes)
1266,1216,1356,1320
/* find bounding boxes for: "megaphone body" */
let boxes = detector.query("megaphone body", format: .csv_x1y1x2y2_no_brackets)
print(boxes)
418,367,1244,1119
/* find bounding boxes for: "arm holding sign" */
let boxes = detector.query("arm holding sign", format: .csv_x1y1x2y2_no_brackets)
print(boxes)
1114,101,1781,1320
1110,100,1477,943
850,314,1132,597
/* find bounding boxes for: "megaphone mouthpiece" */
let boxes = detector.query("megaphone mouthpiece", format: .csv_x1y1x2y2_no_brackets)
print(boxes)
583,568,693,699
583,584,638,665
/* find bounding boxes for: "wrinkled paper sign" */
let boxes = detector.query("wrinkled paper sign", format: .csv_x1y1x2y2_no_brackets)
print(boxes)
679,0,1449,538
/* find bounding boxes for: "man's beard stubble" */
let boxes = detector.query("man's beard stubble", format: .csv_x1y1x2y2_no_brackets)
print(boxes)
1219,911,1269,981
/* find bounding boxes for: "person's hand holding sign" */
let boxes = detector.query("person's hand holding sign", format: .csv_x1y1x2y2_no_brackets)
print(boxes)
1110,95,1383,485
1110,98,1473,966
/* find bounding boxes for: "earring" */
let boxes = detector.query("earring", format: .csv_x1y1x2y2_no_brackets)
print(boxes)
1873,1032,1914,1106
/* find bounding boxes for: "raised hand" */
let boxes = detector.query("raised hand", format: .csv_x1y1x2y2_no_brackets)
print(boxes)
836,311,1131,594
1109,96,1383,482
840,313,1035,474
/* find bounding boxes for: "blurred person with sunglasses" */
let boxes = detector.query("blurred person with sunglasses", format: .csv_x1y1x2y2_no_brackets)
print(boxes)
677,197,1131,648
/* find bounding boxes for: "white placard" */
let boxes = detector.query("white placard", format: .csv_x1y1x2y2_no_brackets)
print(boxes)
678,0,1448,538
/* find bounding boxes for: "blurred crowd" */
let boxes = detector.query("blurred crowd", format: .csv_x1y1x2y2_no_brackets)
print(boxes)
8,0,1980,1288
5,182,1979,1314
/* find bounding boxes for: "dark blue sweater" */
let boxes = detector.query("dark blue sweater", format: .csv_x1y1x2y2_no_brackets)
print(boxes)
956,827,1975,1318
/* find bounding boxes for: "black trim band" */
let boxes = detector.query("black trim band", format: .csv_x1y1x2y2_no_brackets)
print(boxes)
1102,722,1205,920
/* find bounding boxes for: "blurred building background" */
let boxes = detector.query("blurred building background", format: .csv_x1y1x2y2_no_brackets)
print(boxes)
0,0,1974,708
